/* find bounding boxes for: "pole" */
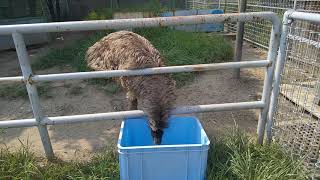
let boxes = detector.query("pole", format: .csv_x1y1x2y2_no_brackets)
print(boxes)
293,0,297,10
233,0,247,79
12,32,55,160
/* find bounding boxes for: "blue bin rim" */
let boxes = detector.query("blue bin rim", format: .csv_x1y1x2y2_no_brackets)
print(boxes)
117,116,210,150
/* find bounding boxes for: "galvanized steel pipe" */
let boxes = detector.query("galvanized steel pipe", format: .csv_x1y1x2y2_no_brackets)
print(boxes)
285,10,320,23
0,12,280,35
0,60,270,83
12,33,54,159
0,101,265,128
266,10,320,143
32,60,270,82
256,12,281,144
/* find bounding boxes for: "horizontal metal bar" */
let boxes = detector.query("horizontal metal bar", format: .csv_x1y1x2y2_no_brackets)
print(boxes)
0,12,279,35
0,101,265,128
244,37,269,49
170,101,265,114
226,2,290,10
0,60,269,83
31,60,270,82
286,10,320,23
0,118,37,128
0,76,24,82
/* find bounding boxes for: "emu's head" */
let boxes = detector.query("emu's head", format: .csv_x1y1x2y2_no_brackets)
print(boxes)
141,91,175,145
147,109,170,145
139,74,176,145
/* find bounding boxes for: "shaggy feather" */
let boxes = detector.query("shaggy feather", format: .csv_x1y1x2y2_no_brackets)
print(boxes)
86,31,176,145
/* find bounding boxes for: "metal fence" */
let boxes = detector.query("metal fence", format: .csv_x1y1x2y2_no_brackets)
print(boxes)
269,11,320,175
219,0,320,49
0,12,280,160
186,0,221,9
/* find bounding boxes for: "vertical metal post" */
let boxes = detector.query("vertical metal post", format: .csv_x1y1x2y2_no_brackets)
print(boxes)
293,0,298,10
257,20,281,145
12,32,54,160
218,0,221,9
266,11,292,143
233,0,246,79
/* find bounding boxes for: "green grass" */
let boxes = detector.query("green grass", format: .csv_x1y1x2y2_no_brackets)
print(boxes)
84,0,164,20
31,27,232,88
206,128,307,180
0,82,53,99
32,31,108,72
0,145,119,179
135,27,233,86
0,129,307,179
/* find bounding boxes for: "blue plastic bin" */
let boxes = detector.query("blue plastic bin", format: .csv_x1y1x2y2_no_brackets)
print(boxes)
197,9,224,32
118,116,210,180
160,9,224,32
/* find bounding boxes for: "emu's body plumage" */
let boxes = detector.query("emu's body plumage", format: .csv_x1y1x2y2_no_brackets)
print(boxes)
86,31,176,144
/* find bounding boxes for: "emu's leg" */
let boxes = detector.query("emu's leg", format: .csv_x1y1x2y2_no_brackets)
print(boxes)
126,91,138,110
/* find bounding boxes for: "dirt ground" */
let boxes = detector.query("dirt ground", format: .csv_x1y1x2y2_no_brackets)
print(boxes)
0,32,267,161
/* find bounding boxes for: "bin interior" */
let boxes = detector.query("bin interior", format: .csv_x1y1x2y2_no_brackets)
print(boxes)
120,116,209,147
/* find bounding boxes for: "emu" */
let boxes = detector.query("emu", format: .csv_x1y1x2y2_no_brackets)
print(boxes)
86,31,176,145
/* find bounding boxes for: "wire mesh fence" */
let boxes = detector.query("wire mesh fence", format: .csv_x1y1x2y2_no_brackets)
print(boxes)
219,0,320,48
185,0,220,9
273,20,320,174
186,1,320,47
186,0,320,174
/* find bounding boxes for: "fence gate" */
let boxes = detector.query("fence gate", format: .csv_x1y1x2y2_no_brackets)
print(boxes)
0,12,280,160
269,10,320,174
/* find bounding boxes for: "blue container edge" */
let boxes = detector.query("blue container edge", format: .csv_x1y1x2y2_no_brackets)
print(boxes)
117,116,210,152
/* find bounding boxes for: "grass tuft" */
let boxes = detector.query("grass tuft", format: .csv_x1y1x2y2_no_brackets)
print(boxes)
0,142,41,180
68,86,84,96
0,84,28,99
0,146,119,179
206,128,308,180
0,82,53,99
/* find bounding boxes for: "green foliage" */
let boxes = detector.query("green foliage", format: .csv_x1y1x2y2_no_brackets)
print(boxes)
0,142,41,179
114,0,163,15
0,84,28,99
85,8,113,20
32,31,108,72
0,146,119,179
206,128,308,180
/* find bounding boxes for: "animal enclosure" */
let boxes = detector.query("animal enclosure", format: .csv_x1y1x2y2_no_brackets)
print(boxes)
0,12,280,160
186,0,320,173
271,11,320,174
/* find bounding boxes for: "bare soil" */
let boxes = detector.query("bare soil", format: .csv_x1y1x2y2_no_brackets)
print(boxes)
0,33,267,161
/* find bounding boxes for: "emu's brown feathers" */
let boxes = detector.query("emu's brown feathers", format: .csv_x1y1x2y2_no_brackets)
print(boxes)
86,31,176,144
